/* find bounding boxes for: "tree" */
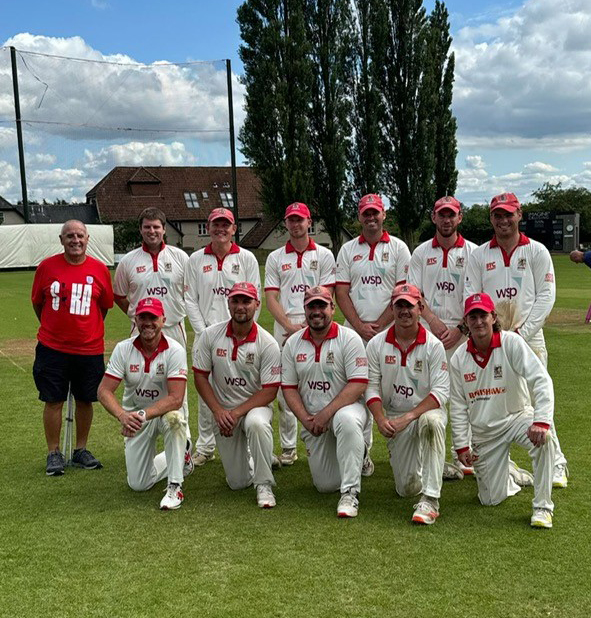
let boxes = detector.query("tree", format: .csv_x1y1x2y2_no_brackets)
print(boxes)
237,0,315,217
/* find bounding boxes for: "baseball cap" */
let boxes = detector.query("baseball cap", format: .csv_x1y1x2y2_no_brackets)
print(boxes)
228,281,259,301
434,196,461,214
463,293,495,316
490,192,520,213
136,297,165,317
284,202,311,219
358,194,384,215
391,283,422,306
208,207,235,224
304,285,333,306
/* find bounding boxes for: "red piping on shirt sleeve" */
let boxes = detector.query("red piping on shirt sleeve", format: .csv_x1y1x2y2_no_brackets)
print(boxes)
533,422,550,430
349,378,369,384
262,382,281,388
103,373,122,382
428,393,440,407
456,446,470,455
192,367,210,376
168,377,187,382
323,283,336,288
264,287,280,291
335,281,351,286
281,384,299,390
366,397,381,407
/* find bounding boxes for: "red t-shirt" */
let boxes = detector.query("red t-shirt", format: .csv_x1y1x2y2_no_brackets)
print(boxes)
31,254,114,355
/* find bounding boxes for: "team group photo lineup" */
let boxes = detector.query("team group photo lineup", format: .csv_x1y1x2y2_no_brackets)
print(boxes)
33,191,568,529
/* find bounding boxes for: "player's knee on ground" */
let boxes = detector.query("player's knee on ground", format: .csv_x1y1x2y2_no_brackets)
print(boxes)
225,474,253,491
395,472,422,498
127,474,155,492
418,412,446,449
313,477,341,493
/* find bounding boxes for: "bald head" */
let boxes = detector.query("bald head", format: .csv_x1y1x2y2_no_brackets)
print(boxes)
60,220,89,264
60,220,87,236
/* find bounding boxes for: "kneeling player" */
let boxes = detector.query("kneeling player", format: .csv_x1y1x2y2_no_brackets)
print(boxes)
193,282,281,508
449,293,556,528
281,286,369,518
98,298,192,510
366,284,449,525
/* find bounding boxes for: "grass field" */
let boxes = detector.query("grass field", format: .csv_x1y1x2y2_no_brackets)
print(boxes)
1,255,590,618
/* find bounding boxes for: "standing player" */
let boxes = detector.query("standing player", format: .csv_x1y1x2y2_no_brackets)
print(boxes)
365,284,449,525
113,207,190,439
336,193,411,474
265,202,336,467
32,220,114,476
464,192,568,487
408,195,477,477
98,298,191,510
193,282,281,508
282,286,369,518
185,207,261,466
449,293,556,528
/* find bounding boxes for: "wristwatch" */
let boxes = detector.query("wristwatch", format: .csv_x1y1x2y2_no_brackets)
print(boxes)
457,323,469,336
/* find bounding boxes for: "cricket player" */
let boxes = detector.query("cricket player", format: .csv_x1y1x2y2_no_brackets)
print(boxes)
335,193,411,475
98,298,192,510
366,284,449,525
265,202,336,467
282,286,369,518
464,192,568,487
193,282,281,508
449,293,556,528
185,207,261,466
32,220,114,476
408,195,477,477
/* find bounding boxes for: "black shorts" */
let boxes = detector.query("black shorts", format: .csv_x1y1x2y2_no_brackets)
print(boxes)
33,343,105,403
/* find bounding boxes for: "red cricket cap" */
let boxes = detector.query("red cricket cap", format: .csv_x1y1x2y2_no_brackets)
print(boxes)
434,196,461,214
464,293,495,316
284,202,311,219
136,297,165,317
304,285,333,306
490,192,520,213
358,193,384,215
391,283,422,305
208,207,235,224
228,281,259,301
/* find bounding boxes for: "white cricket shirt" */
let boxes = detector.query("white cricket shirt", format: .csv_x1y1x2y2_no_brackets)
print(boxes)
185,243,261,335
464,234,555,340
113,243,188,326
192,321,281,409
281,322,369,414
408,234,477,328
264,239,336,317
449,330,554,451
104,335,188,411
336,232,411,322
365,324,449,414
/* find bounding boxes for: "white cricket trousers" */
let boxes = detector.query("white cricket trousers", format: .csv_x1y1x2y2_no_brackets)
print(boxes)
471,410,555,511
386,407,447,499
444,339,472,462
301,402,366,495
191,336,216,456
124,410,187,490
273,319,301,450
214,406,275,489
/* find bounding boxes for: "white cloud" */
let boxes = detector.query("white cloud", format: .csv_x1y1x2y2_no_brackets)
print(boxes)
26,152,57,167
523,162,558,173
91,0,109,9
0,160,18,196
0,127,16,150
465,155,486,170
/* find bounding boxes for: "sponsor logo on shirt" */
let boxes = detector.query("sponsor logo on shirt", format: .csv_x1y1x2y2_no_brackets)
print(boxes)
456,257,465,268
296,353,307,362
179,368,187,376
156,363,165,375
146,286,168,296
135,387,159,399
245,353,255,364
271,366,281,375
393,384,414,397
203,265,213,273
130,364,140,373
494,365,503,379
496,287,517,299
441,362,448,371
385,355,397,364
361,275,382,285
414,360,423,372
282,263,292,272
224,376,247,386
517,258,527,270
310,260,318,271
545,273,554,282
356,357,368,367
216,348,227,357
164,262,172,272
353,255,363,262
86,276,94,284
291,284,310,294
307,380,331,392
436,281,455,292
213,287,230,296
464,372,476,382
326,351,334,363
404,265,409,274
468,386,506,399
136,266,146,273
383,252,389,262
427,257,437,266
486,262,496,271
232,264,240,274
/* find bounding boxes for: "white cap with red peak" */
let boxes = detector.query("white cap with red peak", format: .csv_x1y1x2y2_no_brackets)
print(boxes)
208,207,235,224
490,192,520,213
391,283,422,305
228,281,259,301
136,297,165,316
284,202,311,219
358,194,384,214
304,285,333,306
434,196,461,213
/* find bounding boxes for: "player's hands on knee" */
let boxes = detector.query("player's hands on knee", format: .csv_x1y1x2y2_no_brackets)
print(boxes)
527,424,548,447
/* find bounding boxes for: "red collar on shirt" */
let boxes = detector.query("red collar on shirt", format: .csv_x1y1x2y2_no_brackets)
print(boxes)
142,241,165,272
385,324,427,367
225,320,258,361
302,321,339,362
286,239,316,253
133,334,169,372
466,330,502,369
204,242,240,270
431,234,466,268
359,231,390,244
490,233,530,267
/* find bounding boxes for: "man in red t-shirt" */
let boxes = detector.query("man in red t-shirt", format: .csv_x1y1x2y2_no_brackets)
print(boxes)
31,220,114,476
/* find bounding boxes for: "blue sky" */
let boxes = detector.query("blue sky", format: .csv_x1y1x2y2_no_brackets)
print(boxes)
1,0,590,207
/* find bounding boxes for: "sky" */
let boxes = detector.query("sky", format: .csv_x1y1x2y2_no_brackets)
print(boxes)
1,0,590,207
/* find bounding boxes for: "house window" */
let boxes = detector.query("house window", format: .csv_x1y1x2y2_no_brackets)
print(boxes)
219,192,233,208
198,223,208,236
202,192,209,199
184,192,199,208
309,221,316,235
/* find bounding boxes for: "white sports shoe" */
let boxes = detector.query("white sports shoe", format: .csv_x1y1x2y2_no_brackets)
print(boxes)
531,508,553,529
271,454,282,470
509,460,534,487
160,483,184,510
337,490,359,518
183,439,194,477
442,461,464,480
412,500,440,525
553,464,569,489
192,451,215,466
256,483,276,508
454,457,474,476
361,454,375,477
278,448,298,466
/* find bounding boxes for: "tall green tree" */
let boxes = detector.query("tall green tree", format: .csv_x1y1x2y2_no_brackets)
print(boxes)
237,0,314,215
